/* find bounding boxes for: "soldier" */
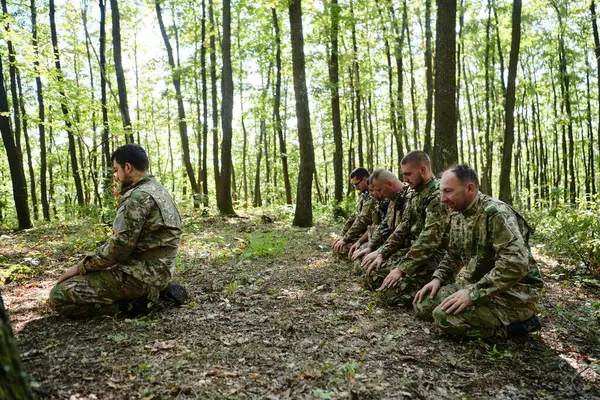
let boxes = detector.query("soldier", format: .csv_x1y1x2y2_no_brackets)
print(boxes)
332,168,374,255
49,144,188,318
348,177,390,261
362,151,449,306
353,169,409,278
413,165,543,339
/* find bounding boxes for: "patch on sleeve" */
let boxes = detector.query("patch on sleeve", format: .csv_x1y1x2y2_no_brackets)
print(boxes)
484,204,499,215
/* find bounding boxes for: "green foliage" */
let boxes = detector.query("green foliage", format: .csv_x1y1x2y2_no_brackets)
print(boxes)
469,338,512,360
0,263,38,283
240,231,287,259
532,205,600,276
226,281,239,297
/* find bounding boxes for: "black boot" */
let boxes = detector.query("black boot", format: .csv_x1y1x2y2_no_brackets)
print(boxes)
506,315,542,337
117,297,153,317
158,282,189,308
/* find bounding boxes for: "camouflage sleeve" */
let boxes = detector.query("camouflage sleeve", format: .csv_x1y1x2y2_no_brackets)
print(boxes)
378,200,411,260
397,197,449,276
343,195,374,242
432,216,462,284
80,191,154,273
469,209,529,301
340,212,357,236
368,220,386,250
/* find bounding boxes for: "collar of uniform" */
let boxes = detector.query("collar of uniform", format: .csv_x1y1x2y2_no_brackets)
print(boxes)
120,174,151,196
415,176,436,194
461,191,483,217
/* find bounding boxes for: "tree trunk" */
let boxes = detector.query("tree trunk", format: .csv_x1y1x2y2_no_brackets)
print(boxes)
49,0,84,207
273,8,293,205
110,0,134,144
327,1,343,204
423,0,433,156
432,0,457,174
31,0,49,221
156,0,201,208
481,2,493,195
201,0,209,206
463,61,478,171
289,0,315,227
591,0,600,196
0,57,32,229
217,0,236,215
498,0,521,204
17,72,38,221
350,0,363,168
99,0,111,196
390,1,408,166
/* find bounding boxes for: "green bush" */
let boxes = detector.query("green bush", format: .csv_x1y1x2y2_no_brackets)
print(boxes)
241,231,287,259
532,204,600,276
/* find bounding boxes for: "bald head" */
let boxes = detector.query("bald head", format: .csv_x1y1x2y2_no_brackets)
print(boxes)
370,169,405,199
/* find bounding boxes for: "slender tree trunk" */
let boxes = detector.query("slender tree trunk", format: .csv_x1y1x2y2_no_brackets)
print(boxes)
254,122,264,207
591,0,600,195
481,3,493,195
110,0,134,143
209,0,220,206
49,0,84,207
464,61,478,172
432,0,457,173
390,1,408,167
586,52,596,197
31,0,49,221
350,0,363,167
0,57,31,229
424,0,434,156
201,0,209,206
99,0,111,196
17,72,38,221
217,0,236,215
290,0,315,227
327,1,343,204
405,8,419,150
156,0,201,208
498,0,521,204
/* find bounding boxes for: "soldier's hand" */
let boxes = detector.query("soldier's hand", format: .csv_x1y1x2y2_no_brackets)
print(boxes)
57,265,80,284
361,250,379,267
439,289,474,315
365,254,383,278
413,278,442,304
354,246,372,261
348,241,361,258
378,268,404,290
333,239,347,253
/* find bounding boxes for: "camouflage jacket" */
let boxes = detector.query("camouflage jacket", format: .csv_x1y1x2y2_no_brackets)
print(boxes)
78,175,182,298
368,199,390,239
369,188,409,250
342,191,374,242
433,192,543,318
383,178,449,276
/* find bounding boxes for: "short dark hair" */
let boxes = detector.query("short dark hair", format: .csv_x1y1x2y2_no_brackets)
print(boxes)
111,144,149,171
401,150,431,167
350,167,370,180
447,164,479,188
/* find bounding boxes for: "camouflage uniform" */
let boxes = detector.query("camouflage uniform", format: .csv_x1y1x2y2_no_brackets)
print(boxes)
49,175,182,318
338,191,374,253
0,290,33,399
352,198,390,275
377,178,449,305
355,188,409,277
414,192,544,339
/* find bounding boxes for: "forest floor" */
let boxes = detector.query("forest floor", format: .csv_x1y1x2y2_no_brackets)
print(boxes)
1,212,600,399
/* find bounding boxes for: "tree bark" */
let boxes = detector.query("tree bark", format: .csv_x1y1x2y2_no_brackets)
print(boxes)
17,72,38,220
432,0,457,174
99,0,111,196
217,0,236,215
498,0,522,204
273,8,293,205
110,0,134,144
201,0,209,206
423,0,434,156
327,1,343,204
31,0,49,221
289,0,316,227
0,56,32,229
49,0,84,207
156,0,201,208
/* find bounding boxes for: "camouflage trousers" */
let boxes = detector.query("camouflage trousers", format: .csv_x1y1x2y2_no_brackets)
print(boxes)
413,283,536,339
376,258,438,307
49,269,151,319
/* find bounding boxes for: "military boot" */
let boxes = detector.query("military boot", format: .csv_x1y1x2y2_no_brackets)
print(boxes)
158,282,189,308
506,315,542,337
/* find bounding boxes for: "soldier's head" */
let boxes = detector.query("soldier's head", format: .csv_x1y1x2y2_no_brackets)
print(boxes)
440,164,479,211
366,176,381,200
370,169,405,200
401,150,433,189
111,144,149,188
350,167,370,192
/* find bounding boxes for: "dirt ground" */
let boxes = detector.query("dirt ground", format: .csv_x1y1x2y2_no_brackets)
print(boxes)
1,214,599,399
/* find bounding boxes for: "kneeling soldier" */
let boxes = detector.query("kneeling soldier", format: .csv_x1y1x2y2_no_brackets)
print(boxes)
414,165,543,339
